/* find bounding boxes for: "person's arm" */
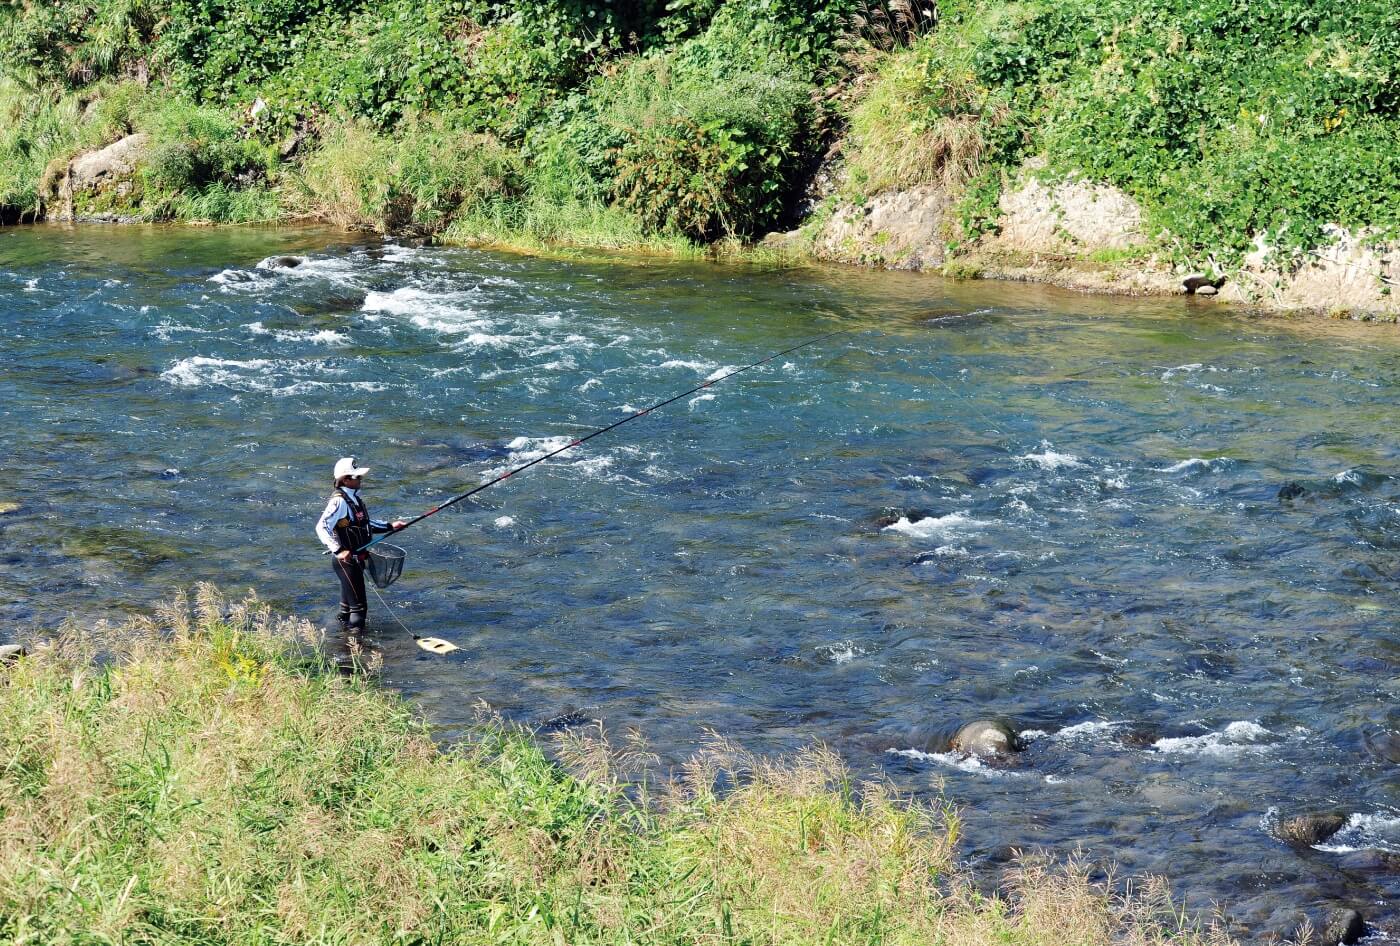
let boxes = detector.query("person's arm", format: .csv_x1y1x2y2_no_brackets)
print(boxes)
316,496,347,554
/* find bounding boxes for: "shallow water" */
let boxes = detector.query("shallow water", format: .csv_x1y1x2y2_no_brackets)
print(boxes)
3,224,1399,938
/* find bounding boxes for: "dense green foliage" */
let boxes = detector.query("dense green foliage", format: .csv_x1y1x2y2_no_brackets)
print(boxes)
3,0,1400,267
0,587,1235,945
845,0,1400,261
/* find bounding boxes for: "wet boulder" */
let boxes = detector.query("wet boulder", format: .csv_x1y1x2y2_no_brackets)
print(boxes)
951,719,1021,757
1260,905,1366,946
1277,481,1308,502
1116,727,1159,749
1274,812,1346,846
874,508,930,529
268,256,304,269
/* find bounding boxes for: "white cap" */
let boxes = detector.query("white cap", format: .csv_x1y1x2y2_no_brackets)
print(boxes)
334,457,370,480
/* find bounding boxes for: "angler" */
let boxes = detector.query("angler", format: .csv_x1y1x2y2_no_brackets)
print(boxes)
315,457,406,633
330,329,844,656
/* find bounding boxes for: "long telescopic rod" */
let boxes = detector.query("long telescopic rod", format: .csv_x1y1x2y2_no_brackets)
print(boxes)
359,329,845,552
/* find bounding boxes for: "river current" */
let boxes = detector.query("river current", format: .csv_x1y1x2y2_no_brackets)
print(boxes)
2,225,1398,938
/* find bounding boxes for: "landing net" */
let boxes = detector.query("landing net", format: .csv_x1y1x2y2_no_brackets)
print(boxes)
366,543,406,589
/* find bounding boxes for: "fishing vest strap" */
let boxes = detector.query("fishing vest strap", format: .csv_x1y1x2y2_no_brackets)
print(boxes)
332,488,374,556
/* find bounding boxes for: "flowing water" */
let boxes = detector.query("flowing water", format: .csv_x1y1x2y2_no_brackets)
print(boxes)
3,224,1399,938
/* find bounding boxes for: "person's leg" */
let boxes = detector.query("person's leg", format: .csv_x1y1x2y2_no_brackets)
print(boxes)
345,558,368,631
333,557,356,628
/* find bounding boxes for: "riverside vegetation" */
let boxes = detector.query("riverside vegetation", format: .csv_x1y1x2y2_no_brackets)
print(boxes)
3,0,1400,282
0,585,1240,945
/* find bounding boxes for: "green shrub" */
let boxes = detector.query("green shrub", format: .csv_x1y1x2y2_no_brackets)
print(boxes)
134,99,279,221
961,0,1400,261
572,14,813,241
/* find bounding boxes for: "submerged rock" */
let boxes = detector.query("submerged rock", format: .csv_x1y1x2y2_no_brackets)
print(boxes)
1274,812,1346,846
0,500,19,515
951,719,1021,757
1362,727,1400,764
269,255,304,269
1302,907,1366,946
1116,727,1159,749
1336,850,1400,872
1277,481,1308,501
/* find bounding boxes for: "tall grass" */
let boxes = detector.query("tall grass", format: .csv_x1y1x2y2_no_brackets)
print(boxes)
295,120,524,233
0,586,1240,945
842,23,1011,199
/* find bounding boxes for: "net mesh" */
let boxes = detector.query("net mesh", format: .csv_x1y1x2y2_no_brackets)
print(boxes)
366,543,406,589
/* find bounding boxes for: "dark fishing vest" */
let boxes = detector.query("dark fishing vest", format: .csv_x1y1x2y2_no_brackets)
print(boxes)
332,488,374,558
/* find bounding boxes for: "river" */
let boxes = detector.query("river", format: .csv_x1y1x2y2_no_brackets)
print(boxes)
2,224,1397,939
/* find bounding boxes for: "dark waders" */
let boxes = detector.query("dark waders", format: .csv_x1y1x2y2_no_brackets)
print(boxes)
332,553,369,632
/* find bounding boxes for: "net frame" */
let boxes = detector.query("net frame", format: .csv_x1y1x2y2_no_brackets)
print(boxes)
365,543,406,589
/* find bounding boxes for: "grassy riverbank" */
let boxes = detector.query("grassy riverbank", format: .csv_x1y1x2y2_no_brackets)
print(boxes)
5,1,1400,284
0,586,1231,945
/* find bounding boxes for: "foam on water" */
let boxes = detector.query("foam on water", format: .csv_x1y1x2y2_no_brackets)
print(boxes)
246,322,349,346
658,359,717,373
494,516,515,529
1157,457,1229,474
1153,721,1273,757
887,748,1028,779
883,512,990,541
1314,813,1400,853
481,435,620,481
819,640,867,664
1022,720,1129,744
363,287,497,337
1161,363,1211,381
1018,441,1084,470
162,355,386,396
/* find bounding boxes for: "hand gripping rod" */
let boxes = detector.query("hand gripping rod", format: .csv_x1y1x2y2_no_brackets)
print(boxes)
358,329,845,552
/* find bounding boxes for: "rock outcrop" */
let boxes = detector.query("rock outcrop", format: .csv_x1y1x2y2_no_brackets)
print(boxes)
795,159,1400,319
1220,226,1400,319
42,133,149,221
991,167,1143,254
809,184,950,270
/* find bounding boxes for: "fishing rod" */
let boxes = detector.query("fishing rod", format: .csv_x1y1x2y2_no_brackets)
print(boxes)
359,328,846,552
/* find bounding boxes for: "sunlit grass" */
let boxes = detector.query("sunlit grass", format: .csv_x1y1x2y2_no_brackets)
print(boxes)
0,587,1237,945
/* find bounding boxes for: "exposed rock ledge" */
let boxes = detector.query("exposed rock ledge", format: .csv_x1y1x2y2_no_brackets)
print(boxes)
40,133,149,222
796,164,1400,321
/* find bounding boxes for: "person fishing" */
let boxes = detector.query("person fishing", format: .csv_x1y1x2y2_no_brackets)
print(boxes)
315,457,406,633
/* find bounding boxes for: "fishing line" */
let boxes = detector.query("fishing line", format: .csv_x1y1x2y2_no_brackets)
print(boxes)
368,582,460,654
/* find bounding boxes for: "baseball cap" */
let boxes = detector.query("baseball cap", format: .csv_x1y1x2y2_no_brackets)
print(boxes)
333,457,370,480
